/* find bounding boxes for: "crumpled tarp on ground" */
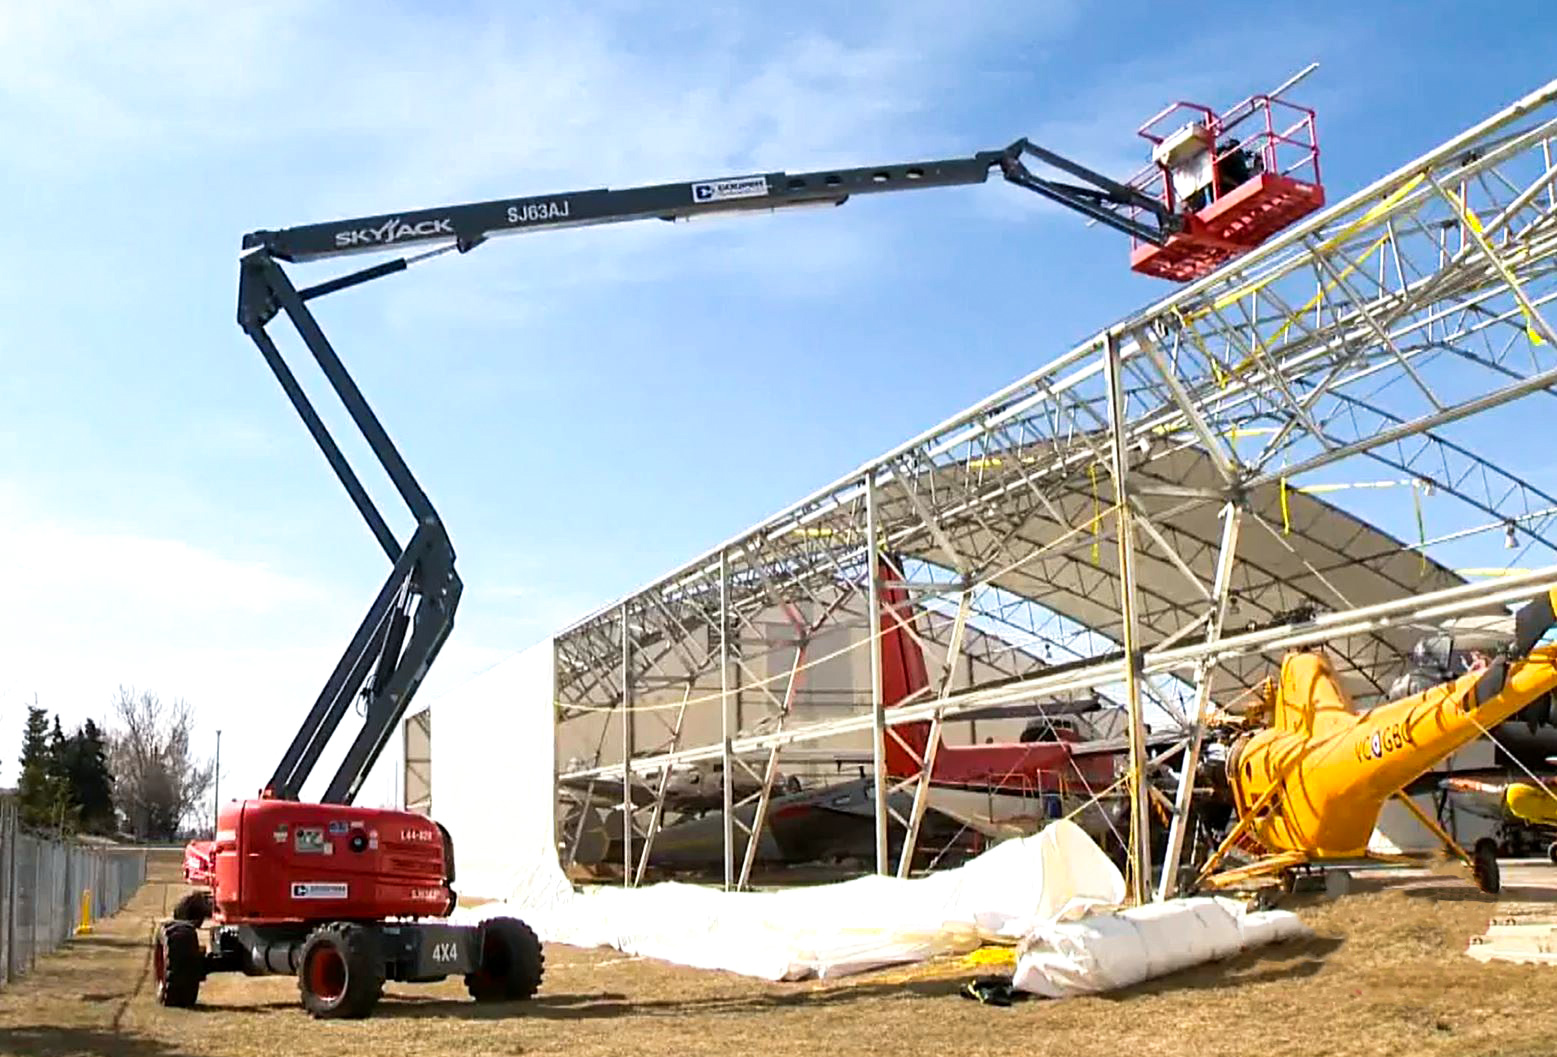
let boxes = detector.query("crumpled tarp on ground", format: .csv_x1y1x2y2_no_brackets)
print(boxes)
455,818,1125,981
1012,895,1311,997
456,817,1309,990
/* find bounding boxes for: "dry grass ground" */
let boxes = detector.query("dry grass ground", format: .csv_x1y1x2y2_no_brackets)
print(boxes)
2,852,1556,1057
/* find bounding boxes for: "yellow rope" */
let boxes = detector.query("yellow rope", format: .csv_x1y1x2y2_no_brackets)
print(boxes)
1413,480,1428,576
1090,463,1102,564
1456,188,1546,345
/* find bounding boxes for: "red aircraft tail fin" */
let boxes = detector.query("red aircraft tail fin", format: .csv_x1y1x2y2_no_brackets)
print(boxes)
877,554,933,777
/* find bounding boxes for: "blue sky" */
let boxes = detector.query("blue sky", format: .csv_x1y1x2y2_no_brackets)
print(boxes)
3,0,1553,806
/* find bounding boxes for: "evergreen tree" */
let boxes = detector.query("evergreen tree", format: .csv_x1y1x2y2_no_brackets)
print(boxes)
68,720,117,835
17,705,49,822
43,714,79,833
15,705,116,834
17,705,69,830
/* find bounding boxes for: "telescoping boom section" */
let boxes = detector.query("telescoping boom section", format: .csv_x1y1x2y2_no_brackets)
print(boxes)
243,140,1177,266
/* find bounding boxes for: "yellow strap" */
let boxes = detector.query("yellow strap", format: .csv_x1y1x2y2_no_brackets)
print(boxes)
1412,481,1427,576
962,946,1017,969
1089,463,1102,563
1279,477,1291,535
1458,189,1546,345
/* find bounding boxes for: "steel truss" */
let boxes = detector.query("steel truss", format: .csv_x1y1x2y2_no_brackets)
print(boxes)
550,79,1557,896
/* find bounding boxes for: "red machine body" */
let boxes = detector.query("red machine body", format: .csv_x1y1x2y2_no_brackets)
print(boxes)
210,799,454,924
183,839,215,887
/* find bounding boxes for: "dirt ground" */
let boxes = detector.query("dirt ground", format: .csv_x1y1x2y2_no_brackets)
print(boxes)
3,852,1557,1057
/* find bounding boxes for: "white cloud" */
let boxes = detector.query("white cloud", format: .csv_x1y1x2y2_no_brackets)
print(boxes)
0,478,588,802
1,2,1076,287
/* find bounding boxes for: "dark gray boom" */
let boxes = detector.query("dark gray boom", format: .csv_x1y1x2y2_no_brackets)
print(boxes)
235,136,1173,804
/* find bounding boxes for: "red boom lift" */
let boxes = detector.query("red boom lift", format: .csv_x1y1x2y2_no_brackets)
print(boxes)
157,81,1325,1020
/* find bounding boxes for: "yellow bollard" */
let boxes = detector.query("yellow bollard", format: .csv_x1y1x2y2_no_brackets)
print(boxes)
75,889,93,936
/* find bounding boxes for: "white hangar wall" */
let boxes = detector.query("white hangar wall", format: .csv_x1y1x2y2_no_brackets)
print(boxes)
427,638,558,901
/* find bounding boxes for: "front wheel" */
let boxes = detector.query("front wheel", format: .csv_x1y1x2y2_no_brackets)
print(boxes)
172,890,213,927
1472,837,1501,895
297,922,384,1019
465,917,544,1002
154,921,203,1008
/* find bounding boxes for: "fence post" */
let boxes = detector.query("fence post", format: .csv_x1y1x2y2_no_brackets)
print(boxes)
0,798,12,984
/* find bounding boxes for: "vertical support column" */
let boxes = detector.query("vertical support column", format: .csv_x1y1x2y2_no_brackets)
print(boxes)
720,551,735,892
1104,331,1152,905
634,688,691,886
897,586,971,878
896,717,944,878
866,472,889,876
1157,501,1243,900
619,602,633,886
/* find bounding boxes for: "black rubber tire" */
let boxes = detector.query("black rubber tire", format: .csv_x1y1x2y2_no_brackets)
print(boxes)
465,917,544,1002
154,920,203,1008
1472,837,1502,895
297,922,384,1019
1547,841,1557,866
172,890,213,927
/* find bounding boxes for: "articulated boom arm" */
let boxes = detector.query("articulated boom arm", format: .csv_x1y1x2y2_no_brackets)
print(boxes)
236,136,1174,806
238,253,461,805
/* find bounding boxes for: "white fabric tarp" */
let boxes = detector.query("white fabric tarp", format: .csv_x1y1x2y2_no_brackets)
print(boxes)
1012,895,1310,998
457,818,1126,981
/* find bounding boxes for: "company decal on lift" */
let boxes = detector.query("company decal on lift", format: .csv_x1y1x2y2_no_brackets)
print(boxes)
507,200,571,225
1354,721,1415,762
291,882,348,900
691,176,769,203
334,217,454,248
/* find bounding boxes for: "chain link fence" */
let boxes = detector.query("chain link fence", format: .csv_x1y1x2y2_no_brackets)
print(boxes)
0,794,149,987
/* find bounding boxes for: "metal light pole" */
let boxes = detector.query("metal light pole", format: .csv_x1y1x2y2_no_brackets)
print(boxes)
213,729,222,835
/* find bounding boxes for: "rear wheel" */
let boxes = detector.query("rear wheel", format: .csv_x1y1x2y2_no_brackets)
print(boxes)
154,920,203,1008
1472,837,1502,895
172,890,213,926
465,917,544,1002
297,923,384,1019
